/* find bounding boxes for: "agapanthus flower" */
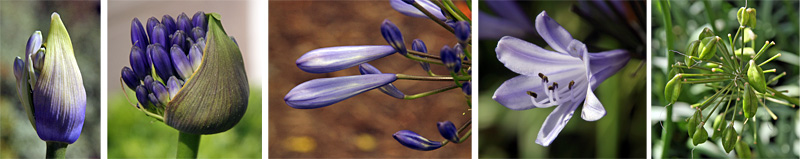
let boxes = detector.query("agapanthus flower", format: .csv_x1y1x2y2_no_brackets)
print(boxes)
492,11,629,146
390,0,446,20
13,12,86,144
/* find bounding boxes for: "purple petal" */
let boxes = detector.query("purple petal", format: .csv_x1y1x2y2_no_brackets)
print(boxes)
121,67,139,90
495,36,582,76
188,44,203,70
130,18,149,50
580,87,606,121
171,30,188,52
390,0,446,20
411,39,430,72
296,45,396,73
284,74,397,109
161,15,177,36
170,45,193,79
453,21,470,42
392,130,443,151
177,12,193,36
492,67,587,111
535,11,574,53
358,63,405,99
145,17,159,39
191,27,205,42
437,121,460,143
192,11,207,31
478,12,529,39
486,0,535,33
381,19,407,55
149,44,174,80
535,100,579,146
588,49,630,89
152,82,170,106
135,85,150,107
167,76,182,99
129,45,149,80
150,24,168,47
440,45,461,72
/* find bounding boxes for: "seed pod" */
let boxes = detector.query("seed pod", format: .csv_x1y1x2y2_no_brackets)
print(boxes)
665,74,682,104
698,36,720,60
747,60,767,93
698,27,715,40
164,13,249,134
735,140,752,159
687,110,701,137
685,40,700,66
692,124,708,146
737,7,749,27
712,114,725,140
722,123,739,153
743,28,756,43
742,83,759,118
746,8,756,28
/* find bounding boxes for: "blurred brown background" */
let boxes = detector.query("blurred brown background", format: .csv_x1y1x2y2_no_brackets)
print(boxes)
269,1,471,158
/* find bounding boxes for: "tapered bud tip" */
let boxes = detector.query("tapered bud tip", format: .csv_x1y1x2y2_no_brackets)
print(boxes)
167,76,182,99
440,45,461,72
170,45,194,79
358,63,381,75
121,67,140,90
454,21,470,42
437,121,460,143
135,85,150,107
26,31,43,57
411,39,427,53
392,130,443,151
461,82,471,96
152,82,170,106
381,19,406,55
192,11,207,31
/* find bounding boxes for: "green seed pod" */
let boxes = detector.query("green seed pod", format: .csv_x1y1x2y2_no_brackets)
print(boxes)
742,83,759,118
722,123,739,153
687,110,701,137
164,13,249,134
737,7,749,27
735,140,752,159
734,47,755,61
698,27,715,40
692,124,708,146
712,115,725,140
704,62,719,68
746,8,756,29
698,36,720,60
743,28,756,43
747,60,767,93
685,40,700,66
665,74,682,104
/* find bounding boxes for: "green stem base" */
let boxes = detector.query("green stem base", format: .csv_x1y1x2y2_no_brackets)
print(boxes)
177,131,201,158
45,141,68,159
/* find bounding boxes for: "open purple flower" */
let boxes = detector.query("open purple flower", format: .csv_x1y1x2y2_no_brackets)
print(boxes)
491,11,629,146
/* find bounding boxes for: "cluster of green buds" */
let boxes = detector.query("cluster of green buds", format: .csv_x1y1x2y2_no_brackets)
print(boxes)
665,5,798,156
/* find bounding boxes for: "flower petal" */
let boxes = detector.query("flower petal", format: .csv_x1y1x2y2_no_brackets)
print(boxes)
535,101,579,147
493,67,587,110
285,74,397,109
496,36,583,76
580,87,606,121
390,0,446,20
588,49,630,89
358,63,405,99
392,130,443,151
296,45,396,73
535,11,574,53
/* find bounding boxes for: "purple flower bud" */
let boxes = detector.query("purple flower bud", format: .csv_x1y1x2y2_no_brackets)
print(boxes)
13,57,24,82
170,45,194,79
135,85,150,108
461,81,471,96
130,18,149,50
121,67,139,90
191,27,205,41
358,63,405,99
152,82,170,106
145,17,160,38
454,43,465,60
166,76,182,99
188,43,203,70
381,19,407,55
437,121,460,143
33,49,45,71
150,24,168,47
161,15,177,36
148,93,160,108
390,0,446,20
148,44,174,80
192,11,207,32
411,39,430,72
296,45,396,73
177,12,193,37
129,45,149,80
285,74,397,109
440,45,461,72
392,130,443,151
171,30,188,52
143,75,154,93
454,21,471,42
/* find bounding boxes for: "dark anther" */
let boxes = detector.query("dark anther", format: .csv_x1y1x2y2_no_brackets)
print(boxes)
526,91,538,98
548,86,554,90
552,82,559,89
538,73,545,78
543,76,549,83
569,81,575,90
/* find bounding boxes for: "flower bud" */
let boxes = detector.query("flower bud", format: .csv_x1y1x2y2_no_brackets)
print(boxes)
437,121,460,143
440,45,461,72
152,82,170,106
285,74,397,109
121,67,139,90
192,11,207,32
685,40,700,66
171,30,188,52
135,85,150,108
131,18,149,50
381,19,407,55
296,45,396,73
143,75,154,93
742,83,758,118
129,45,149,80
735,140,752,158
191,27,205,42
358,63,404,99
146,17,159,39
454,43,465,60
692,124,708,146
698,36,720,60
461,82,471,96
161,15,177,36
149,44,174,80
698,27,715,40
411,39,430,72
664,74,682,104
454,21,470,42
170,45,194,80
392,130,443,151
166,76,183,99
177,12,193,36
747,60,767,93
188,43,203,70
150,24,168,47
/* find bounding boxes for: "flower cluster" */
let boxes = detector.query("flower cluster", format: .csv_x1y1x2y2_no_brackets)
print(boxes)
285,0,471,151
120,11,249,135
665,5,797,156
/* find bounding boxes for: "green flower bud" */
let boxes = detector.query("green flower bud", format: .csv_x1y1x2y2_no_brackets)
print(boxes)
712,114,725,140
692,124,708,146
737,7,749,27
742,83,759,118
722,123,739,153
685,40,701,66
746,8,756,28
665,74,682,104
747,60,767,93
697,36,720,60
164,13,249,134
736,140,752,159
698,27,715,40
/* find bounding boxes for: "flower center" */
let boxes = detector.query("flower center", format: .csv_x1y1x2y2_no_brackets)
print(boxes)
526,73,576,107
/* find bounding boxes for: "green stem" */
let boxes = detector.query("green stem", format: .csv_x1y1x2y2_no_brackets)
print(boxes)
177,132,201,158
404,85,459,99
659,1,674,158
458,130,472,143
45,141,68,159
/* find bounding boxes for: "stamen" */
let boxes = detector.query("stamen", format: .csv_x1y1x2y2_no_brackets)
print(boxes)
553,82,559,89
538,73,544,78
526,91,538,98
568,81,575,90
543,76,549,83
548,86,554,90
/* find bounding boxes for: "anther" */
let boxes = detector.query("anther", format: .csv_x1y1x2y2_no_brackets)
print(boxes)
568,81,575,90
538,73,544,78
552,82,559,89
548,86,554,90
526,91,538,98
543,76,549,83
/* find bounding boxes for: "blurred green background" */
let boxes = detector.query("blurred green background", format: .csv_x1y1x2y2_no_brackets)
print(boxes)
0,1,101,158
652,0,800,158
478,1,646,158
106,1,261,158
